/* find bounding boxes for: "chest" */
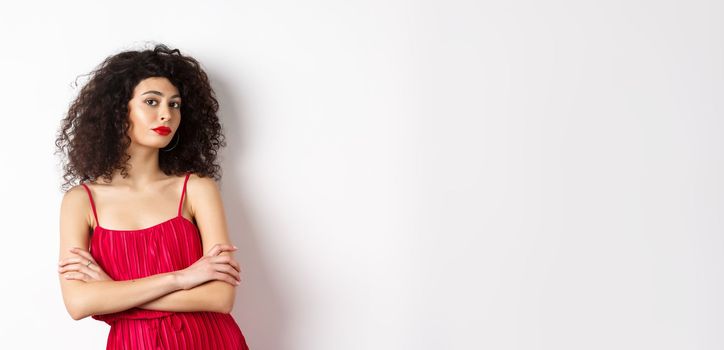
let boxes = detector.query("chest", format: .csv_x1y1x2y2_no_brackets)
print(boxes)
89,217,203,280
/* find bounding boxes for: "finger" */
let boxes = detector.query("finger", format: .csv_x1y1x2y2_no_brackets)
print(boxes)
214,272,240,286
210,255,241,272
205,244,238,257
70,248,97,265
68,247,89,255
228,259,241,272
85,269,100,280
214,264,241,282
80,273,90,282
206,244,237,257
60,263,100,279
205,244,221,256
61,252,94,268
58,263,82,273
63,271,90,281
59,256,84,267
210,255,231,263
60,257,97,272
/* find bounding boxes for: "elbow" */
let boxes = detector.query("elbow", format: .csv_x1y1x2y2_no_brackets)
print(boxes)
216,284,236,314
218,294,235,314
69,310,85,321
218,302,233,314
61,281,97,320
64,297,90,321
67,305,87,321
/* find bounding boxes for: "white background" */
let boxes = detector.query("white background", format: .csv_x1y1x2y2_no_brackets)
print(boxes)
0,0,722,349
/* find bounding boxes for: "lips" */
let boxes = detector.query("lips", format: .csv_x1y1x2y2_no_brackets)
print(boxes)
152,126,172,136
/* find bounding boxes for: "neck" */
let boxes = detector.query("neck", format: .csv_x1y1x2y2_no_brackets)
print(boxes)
109,142,167,188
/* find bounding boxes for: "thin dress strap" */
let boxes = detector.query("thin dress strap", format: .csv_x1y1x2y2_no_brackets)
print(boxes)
80,183,100,229
178,172,192,217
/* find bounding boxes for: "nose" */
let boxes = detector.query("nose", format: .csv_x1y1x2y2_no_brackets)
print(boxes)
159,105,171,121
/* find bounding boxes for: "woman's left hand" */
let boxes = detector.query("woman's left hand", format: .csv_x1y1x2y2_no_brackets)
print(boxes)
58,247,113,282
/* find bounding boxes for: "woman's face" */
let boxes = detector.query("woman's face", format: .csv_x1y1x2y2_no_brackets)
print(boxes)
127,77,182,149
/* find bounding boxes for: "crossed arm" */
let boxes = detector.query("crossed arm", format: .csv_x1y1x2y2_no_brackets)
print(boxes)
60,244,238,318
58,175,242,320
136,273,236,313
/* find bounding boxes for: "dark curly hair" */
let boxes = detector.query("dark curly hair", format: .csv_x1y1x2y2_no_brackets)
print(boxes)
55,43,226,192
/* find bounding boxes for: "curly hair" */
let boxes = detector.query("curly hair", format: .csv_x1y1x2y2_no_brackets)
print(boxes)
54,43,226,192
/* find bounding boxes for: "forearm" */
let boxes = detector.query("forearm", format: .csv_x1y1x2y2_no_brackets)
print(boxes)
137,280,235,313
68,272,181,320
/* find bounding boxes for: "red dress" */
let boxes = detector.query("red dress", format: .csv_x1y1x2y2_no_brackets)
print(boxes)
80,172,250,349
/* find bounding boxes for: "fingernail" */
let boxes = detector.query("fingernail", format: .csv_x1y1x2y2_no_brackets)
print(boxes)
233,245,238,249
235,280,240,285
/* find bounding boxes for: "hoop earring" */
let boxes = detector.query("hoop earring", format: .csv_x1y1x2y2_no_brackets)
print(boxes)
161,133,180,152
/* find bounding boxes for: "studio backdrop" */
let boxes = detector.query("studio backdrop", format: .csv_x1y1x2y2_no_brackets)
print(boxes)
0,0,722,349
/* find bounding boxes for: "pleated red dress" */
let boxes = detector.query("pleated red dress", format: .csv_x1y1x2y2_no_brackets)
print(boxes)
80,172,250,349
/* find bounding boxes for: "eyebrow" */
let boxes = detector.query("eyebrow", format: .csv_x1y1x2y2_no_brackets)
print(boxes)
141,90,181,99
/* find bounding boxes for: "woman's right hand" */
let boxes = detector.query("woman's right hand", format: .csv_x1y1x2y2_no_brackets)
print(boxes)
174,243,242,290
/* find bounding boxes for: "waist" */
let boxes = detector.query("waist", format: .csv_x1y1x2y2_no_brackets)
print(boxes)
92,308,174,324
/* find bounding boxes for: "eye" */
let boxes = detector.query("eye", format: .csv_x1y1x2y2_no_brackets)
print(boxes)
171,101,181,109
145,99,158,106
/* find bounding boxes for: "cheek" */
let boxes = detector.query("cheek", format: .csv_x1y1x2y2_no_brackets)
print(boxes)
127,115,153,140
128,116,142,133
129,109,154,129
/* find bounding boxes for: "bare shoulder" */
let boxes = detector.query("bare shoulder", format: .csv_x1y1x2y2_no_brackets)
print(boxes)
185,173,221,214
61,184,91,218
59,184,93,238
186,173,220,194
63,183,87,197
184,173,230,254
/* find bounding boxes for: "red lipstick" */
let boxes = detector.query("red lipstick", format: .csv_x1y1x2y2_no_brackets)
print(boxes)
152,126,171,136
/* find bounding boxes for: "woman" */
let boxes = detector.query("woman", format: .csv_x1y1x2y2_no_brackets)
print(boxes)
55,44,250,349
